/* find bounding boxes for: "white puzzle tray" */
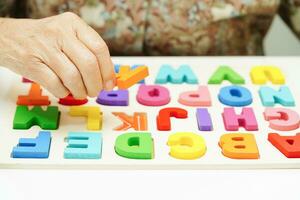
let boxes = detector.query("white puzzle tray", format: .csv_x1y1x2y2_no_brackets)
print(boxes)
0,56,300,169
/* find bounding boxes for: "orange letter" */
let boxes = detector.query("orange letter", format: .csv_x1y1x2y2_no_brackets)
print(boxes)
112,112,147,131
219,133,259,159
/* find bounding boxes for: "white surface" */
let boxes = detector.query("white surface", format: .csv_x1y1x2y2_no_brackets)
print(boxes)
0,169,300,200
1,57,300,199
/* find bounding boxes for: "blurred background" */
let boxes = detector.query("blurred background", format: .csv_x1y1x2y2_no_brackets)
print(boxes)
265,15,300,55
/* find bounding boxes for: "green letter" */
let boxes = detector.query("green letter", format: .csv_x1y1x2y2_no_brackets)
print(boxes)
208,66,245,84
13,106,60,130
115,132,154,159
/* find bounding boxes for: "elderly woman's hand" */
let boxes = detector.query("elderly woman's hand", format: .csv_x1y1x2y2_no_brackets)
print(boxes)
0,12,115,99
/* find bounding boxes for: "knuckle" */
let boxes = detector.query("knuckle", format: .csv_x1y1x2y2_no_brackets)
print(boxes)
45,26,60,37
62,12,79,20
94,41,109,54
42,22,63,38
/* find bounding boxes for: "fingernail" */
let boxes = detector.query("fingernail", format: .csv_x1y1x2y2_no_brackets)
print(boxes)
105,80,114,90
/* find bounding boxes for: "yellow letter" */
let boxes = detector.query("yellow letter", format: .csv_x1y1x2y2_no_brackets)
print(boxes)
167,132,206,159
69,106,102,130
250,66,285,84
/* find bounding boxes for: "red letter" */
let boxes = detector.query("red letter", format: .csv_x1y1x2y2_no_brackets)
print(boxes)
156,107,188,131
268,133,300,158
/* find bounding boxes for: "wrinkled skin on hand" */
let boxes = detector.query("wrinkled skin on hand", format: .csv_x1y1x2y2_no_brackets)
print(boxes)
0,12,116,99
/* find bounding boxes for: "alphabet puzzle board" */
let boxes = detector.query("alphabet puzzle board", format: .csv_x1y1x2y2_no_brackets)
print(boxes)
1,57,300,170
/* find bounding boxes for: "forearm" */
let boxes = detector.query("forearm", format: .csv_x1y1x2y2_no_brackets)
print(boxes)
0,17,25,71
0,17,15,68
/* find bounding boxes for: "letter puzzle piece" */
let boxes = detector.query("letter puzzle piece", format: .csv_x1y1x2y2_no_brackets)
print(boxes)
58,94,88,106
250,66,285,85
222,107,258,131
264,108,300,131
96,90,129,106
208,66,245,84
17,83,50,106
268,133,300,158
259,86,295,107
155,64,198,84
178,86,211,106
12,131,51,158
22,77,33,83
114,64,145,83
115,132,154,159
167,132,206,160
136,85,170,106
116,65,149,89
219,133,260,159
156,107,188,131
196,108,213,131
69,106,102,130
112,112,147,131
218,86,252,107
13,106,60,130
64,132,102,159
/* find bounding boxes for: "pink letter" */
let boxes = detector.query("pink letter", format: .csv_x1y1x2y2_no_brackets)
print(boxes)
264,108,300,131
136,85,170,106
178,86,211,106
222,107,258,131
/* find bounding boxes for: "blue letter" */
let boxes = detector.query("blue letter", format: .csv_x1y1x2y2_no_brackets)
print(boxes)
259,86,295,107
218,86,252,107
64,132,102,159
155,64,198,84
12,131,51,158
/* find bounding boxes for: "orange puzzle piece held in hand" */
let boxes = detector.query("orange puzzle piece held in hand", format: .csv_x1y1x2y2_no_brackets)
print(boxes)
17,83,50,106
116,65,149,89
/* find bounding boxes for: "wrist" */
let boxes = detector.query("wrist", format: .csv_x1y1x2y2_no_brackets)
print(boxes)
0,17,9,28
0,18,16,69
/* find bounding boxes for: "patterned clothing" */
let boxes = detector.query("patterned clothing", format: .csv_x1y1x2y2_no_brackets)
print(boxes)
1,0,300,55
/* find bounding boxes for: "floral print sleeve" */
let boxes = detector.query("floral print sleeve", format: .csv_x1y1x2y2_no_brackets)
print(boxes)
5,0,300,55
279,0,300,39
0,0,15,17
26,0,149,55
